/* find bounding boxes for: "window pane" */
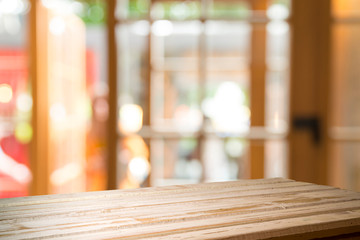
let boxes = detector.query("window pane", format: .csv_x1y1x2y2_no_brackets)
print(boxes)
206,21,251,67
330,22,360,193
265,71,289,131
151,21,201,129
265,140,288,178
265,20,290,131
203,138,249,181
205,21,251,133
116,21,149,126
204,73,250,133
151,138,201,186
331,24,360,127
152,21,201,71
0,0,31,198
151,71,201,130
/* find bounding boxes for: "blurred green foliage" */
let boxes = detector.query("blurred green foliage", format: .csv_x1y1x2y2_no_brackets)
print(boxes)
74,0,106,25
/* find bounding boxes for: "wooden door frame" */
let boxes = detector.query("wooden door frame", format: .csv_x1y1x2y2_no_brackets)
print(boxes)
249,1,267,179
29,0,51,195
288,0,331,185
107,0,118,190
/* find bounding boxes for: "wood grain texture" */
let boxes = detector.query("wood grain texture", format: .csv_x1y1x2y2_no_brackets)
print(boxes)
1,178,360,239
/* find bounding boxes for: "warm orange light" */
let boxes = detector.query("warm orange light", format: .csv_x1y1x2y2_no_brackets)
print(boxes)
124,135,149,159
119,177,140,189
332,0,357,18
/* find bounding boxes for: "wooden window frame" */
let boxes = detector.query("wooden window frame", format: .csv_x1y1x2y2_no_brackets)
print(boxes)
288,0,331,185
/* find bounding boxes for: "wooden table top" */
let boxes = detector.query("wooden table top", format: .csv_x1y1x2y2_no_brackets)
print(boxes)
1,178,360,239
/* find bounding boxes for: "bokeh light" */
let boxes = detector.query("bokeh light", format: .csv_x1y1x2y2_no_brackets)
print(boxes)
50,102,67,122
0,0,29,14
119,104,143,133
16,93,32,112
49,17,66,36
152,20,173,36
202,82,250,132
225,138,244,158
87,4,104,22
0,84,13,103
267,3,289,20
128,157,150,183
169,3,189,20
15,122,33,144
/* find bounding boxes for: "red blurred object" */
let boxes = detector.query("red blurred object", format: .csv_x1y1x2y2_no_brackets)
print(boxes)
0,135,30,198
86,50,97,92
0,49,29,198
0,174,28,198
0,134,29,166
0,49,28,116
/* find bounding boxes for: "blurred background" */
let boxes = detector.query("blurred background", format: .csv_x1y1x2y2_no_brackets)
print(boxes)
0,0,359,197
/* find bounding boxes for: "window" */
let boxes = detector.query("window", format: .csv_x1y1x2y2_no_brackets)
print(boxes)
3,0,358,196
114,0,291,188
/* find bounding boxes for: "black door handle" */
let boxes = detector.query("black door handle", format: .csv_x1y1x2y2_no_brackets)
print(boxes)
292,116,321,144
